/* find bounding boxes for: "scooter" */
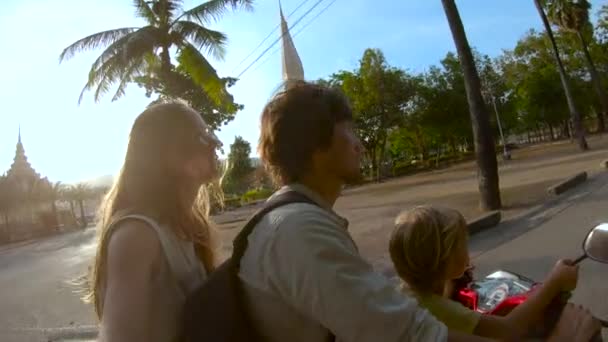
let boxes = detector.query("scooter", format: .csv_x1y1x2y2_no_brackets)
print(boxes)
452,223,608,338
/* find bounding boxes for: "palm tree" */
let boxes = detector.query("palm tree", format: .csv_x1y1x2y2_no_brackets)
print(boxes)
71,183,93,228
60,186,77,222
0,175,17,234
35,180,65,229
59,0,253,105
49,182,65,228
546,0,607,132
534,0,589,150
440,0,501,210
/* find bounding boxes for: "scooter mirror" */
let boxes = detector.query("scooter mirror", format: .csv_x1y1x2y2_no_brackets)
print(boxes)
583,223,608,264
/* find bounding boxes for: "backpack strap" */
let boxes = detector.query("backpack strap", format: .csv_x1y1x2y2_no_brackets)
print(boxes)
231,190,317,265
230,190,337,342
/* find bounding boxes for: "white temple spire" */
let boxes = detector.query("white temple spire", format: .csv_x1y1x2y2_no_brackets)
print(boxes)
279,0,304,86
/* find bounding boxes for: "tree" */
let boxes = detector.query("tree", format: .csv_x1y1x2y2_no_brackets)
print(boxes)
501,30,576,139
547,0,607,132
0,175,17,232
66,183,93,228
441,0,501,210
60,186,77,221
223,136,254,195
251,165,274,189
59,0,252,130
327,49,416,181
534,0,589,150
596,4,608,43
36,181,65,229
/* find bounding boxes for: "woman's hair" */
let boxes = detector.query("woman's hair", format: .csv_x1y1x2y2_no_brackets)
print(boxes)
258,81,353,185
85,102,219,317
389,206,467,296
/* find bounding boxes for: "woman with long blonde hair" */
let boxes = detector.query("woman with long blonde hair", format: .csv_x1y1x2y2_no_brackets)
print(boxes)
88,102,220,342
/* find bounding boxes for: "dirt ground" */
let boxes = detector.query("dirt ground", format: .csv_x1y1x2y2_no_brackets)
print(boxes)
213,134,608,266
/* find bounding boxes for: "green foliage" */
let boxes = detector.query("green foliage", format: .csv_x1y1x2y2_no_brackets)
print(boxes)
241,187,273,203
319,15,608,180
59,0,253,130
501,29,596,132
325,49,417,180
597,3,608,43
223,136,254,195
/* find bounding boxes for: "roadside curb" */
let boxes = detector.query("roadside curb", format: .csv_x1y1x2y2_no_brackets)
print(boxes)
468,210,502,235
469,170,608,260
45,325,98,341
547,172,588,196
3,325,99,341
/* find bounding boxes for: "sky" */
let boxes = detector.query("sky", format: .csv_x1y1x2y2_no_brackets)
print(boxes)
0,0,604,184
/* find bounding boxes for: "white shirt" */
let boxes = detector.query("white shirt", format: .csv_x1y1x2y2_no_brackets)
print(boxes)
238,184,448,342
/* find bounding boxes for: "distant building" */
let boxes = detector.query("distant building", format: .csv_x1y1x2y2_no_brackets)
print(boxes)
2,129,54,242
6,129,47,192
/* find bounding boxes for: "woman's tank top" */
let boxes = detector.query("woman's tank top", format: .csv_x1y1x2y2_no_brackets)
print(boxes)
98,214,207,341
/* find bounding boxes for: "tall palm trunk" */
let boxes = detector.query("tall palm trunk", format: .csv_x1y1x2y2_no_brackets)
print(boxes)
441,0,501,210
78,200,86,228
69,201,76,219
51,201,58,229
577,30,607,132
2,213,8,232
534,0,588,150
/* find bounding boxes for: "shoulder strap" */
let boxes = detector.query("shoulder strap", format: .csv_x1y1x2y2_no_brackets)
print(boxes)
231,190,317,265
230,191,336,342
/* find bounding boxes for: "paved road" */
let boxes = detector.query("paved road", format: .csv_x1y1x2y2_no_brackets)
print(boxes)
0,229,97,341
470,170,608,338
2,165,608,341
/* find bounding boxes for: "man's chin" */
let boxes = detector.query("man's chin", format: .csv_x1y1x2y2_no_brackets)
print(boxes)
343,171,364,186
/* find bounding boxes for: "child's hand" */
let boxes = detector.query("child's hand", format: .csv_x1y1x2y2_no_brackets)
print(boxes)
547,259,579,292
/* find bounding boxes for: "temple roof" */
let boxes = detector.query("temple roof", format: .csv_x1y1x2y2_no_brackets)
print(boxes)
6,129,40,182
280,0,304,84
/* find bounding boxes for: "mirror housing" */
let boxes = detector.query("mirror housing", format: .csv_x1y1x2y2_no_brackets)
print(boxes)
583,223,608,264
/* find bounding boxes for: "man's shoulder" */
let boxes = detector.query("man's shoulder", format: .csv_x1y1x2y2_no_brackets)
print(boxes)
264,201,344,233
269,200,329,218
247,199,348,247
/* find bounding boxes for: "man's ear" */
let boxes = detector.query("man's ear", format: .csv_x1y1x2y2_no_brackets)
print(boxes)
309,147,328,171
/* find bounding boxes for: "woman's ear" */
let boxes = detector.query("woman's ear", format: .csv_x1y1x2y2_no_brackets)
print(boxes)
166,144,187,175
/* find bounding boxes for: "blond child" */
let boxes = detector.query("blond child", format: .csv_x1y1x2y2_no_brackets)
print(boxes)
388,205,581,341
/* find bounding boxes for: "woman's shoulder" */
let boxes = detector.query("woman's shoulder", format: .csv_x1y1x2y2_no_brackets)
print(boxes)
106,219,164,276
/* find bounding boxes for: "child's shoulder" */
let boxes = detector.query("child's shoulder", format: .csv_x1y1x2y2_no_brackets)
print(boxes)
419,294,481,334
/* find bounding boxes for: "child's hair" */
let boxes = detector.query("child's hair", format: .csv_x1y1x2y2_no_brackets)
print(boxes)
389,205,467,296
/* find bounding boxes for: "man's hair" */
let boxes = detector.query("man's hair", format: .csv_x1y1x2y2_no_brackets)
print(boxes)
258,81,353,185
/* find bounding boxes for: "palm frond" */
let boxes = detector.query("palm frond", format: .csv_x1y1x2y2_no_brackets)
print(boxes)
132,0,158,23
177,43,226,105
167,0,185,22
78,30,159,104
176,0,254,25
59,27,138,63
546,0,590,31
111,59,148,101
88,27,154,75
171,20,227,60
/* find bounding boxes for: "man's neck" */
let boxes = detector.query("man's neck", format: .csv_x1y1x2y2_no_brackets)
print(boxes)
298,175,343,207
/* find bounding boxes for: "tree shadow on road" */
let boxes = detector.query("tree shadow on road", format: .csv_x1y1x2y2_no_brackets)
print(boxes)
470,171,608,260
